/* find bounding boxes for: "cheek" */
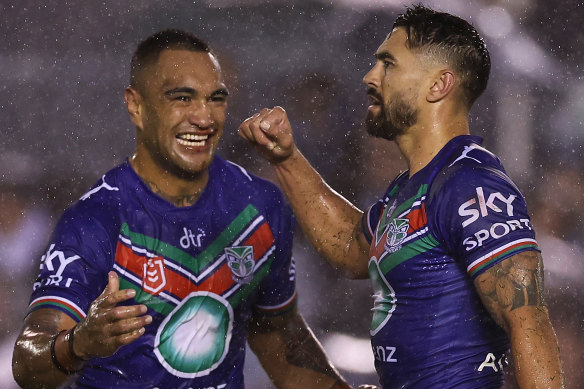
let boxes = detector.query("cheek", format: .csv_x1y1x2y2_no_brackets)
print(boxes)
211,106,227,124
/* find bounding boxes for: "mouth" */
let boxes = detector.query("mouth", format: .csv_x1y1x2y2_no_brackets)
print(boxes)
176,133,210,147
367,88,382,108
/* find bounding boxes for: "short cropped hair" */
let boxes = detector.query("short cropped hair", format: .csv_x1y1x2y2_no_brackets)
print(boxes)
393,4,491,108
130,29,212,91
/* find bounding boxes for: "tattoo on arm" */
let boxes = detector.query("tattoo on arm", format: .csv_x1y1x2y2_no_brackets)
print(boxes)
475,251,545,327
252,308,340,379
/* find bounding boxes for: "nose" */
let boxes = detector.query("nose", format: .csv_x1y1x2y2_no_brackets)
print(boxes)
187,100,214,129
363,62,381,89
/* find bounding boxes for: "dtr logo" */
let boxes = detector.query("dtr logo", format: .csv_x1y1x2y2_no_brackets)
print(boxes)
179,227,206,249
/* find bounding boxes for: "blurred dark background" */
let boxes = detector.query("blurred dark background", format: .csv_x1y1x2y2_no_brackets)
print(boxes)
1,1,582,387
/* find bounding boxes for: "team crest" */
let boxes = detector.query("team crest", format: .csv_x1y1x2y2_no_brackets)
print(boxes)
225,246,255,284
143,257,167,295
385,218,410,253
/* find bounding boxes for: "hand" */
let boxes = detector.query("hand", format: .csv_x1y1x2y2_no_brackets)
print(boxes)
72,271,152,359
238,106,296,163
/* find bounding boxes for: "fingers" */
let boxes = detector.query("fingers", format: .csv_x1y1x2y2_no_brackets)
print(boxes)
239,106,295,161
106,308,152,337
239,107,285,146
106,270,119,294
97,272,137,309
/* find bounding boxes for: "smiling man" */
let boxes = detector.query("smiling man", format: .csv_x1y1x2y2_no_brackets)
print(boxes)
239,5,564,389
12,30,350,389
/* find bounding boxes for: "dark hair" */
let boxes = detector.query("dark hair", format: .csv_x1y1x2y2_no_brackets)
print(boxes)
393,4,491,107
130,29,211,90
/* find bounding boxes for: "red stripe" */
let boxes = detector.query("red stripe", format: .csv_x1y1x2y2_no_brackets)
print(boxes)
468,241,531,274
243,222,274,254
32,297,85,319
407,203,427,233
114,222,275,298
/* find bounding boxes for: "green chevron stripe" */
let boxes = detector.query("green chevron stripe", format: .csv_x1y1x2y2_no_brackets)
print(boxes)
119,277,174,316
227,257,273,308
390,184,428,219
379,233,440,274
119,204,259,274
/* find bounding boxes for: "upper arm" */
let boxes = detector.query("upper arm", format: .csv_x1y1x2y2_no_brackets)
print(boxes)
473,250,546,331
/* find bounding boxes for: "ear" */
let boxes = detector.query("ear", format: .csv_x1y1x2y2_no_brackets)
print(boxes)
124,87,144,129
427,70,455,103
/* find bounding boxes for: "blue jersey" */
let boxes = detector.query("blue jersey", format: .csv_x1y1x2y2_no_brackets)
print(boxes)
363,135,539,388
28,157,296,389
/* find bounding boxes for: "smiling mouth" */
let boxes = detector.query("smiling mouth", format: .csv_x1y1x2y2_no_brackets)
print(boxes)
176,133,209,147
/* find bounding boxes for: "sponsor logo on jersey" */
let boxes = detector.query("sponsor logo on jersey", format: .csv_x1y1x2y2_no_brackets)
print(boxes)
478,352,507,372
463,219,532,251
225,246,255,284
458,187,516,228
80,175,119,201
179,227,206,249
385,218,410,253
39,244,80,277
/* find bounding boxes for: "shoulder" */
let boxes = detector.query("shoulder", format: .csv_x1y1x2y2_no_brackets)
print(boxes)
212,157,286,205
432,143,518,200
59,164,128,232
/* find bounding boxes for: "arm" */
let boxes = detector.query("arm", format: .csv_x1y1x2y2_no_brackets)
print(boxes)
248,305,351,389
12,271,152,389
239,107,370,278
474,251,564,388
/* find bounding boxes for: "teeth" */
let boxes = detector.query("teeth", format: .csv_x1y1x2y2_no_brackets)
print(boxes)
176,134,208,147
177,138,205,147
177,134,208,141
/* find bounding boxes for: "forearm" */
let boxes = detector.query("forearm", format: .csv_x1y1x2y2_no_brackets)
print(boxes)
508,307,564,388
272,147,369,278
249,309,351,389
13,317,80,388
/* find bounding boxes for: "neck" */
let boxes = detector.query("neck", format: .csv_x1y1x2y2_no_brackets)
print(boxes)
396,110,470,177
130,152,209,207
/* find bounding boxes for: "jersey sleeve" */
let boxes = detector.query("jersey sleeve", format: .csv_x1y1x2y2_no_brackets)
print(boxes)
27,205,114,322
253,200,297,316
432,165,539,279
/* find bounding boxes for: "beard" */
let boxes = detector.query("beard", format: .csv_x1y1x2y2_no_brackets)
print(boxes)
365,91,418,141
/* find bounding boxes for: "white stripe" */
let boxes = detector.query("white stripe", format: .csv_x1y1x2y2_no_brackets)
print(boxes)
256,290,297,311
400,226,428,245
226,160,253,181
396,196,426,219
29,295,87,319
466,238,538,272
113,263,180,305
117,215,265,284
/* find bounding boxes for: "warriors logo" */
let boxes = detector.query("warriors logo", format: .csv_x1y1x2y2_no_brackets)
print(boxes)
225,246,255,284
385,218,410,253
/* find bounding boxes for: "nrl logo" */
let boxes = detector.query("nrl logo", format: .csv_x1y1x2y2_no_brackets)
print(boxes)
225,246,255,284
385,218,410,253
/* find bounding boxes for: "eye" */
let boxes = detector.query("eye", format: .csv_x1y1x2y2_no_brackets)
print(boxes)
210,94,227,103
174,95,191,102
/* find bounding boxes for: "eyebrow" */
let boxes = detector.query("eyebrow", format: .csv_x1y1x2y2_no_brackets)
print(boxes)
163,86,230,97
375,51,397,63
